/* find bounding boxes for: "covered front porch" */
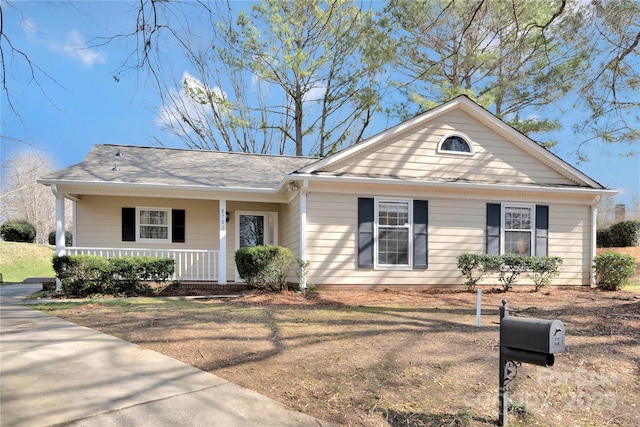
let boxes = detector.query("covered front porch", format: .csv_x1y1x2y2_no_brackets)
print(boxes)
50,188,300,287
51,189,237,285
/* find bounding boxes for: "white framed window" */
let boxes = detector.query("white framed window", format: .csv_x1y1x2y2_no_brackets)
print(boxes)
375,199,412,269
136,207,171,243
501,204,534,255
436,133,474,155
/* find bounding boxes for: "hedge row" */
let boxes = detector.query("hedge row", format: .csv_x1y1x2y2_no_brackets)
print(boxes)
456,253,563,291
597,220,640,248
52,255,175,297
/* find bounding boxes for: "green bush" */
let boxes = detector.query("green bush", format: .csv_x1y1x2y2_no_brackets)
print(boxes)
498,254,530,291
1,219,36,243
52,255,175,297
596,228,613,248
597,220,640,248
609,221,640,247
593,251,636,291
235,245,294,291
456,253,564,291
456,253,501,290
53,255,110,296
48,230,73,246
529,256,563,291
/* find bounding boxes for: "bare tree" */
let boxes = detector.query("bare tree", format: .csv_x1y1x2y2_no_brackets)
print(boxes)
151,0,392,156
0,149,70,244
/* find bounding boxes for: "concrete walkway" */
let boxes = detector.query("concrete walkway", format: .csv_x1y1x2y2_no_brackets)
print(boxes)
0,284,327,427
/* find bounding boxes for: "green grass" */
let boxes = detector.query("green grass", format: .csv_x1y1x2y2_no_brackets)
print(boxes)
0,241,56,283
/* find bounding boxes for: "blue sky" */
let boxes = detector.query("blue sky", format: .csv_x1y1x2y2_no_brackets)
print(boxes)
2,1,638,207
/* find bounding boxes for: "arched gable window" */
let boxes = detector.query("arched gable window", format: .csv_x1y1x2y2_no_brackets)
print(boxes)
437,134,474,155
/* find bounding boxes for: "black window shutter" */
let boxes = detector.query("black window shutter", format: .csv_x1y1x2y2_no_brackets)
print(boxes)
413,200,428,269
486,203,501,255
122,207,136,242
535,205,549,257
172,209,186,243
357,198,374,268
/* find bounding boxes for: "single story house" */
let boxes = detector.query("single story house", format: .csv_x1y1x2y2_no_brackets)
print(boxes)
40,96,614,288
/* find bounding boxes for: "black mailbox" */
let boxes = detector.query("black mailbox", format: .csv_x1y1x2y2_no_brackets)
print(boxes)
500,316,565,367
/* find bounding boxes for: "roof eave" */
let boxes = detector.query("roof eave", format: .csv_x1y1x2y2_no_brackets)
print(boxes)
37,178,278,194
290,173,616,197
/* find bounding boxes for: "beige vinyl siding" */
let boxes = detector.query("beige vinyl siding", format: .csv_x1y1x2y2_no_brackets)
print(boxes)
305,192,592,287
75,195,218,250
280,194,301,283
327,109,575,187
548,204,591,285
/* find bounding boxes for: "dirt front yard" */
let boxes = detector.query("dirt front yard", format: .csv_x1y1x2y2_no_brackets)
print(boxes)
37,283,639,427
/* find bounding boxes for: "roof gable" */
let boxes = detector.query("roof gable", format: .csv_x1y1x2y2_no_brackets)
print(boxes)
299,96,604,189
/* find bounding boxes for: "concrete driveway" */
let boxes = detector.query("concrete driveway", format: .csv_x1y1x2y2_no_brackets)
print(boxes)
0,284,327,427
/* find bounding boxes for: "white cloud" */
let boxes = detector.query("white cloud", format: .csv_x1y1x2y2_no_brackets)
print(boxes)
21,18,107,68
60,29,107,68
303,84,326,104
21,18,38,39
156,72,226,134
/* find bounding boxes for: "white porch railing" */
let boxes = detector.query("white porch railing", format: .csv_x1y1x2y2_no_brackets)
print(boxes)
64,247,219,282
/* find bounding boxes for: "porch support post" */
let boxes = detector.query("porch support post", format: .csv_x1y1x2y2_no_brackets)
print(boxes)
219,199,227,284
299,180,308,289
590,198,599,286
52,184,65,291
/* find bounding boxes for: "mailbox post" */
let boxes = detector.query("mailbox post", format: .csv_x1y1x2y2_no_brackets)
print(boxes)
498,299,565,426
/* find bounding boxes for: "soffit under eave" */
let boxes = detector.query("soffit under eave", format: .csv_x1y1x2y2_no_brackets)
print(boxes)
306,179,607,204
52,184,290,203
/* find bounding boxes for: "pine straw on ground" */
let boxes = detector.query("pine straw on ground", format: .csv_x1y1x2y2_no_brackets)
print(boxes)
42,283,640,427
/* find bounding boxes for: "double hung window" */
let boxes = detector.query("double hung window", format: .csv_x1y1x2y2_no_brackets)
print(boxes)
358,197,428,270
503,205,533,255
122,207,185,243
377,200,411,267
486,203,549,257
138,208,170,241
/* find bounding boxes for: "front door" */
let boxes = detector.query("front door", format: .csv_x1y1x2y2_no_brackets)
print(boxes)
235,211,278,279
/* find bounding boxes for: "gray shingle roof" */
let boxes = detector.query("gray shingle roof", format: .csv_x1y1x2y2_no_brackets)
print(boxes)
41,144,318,190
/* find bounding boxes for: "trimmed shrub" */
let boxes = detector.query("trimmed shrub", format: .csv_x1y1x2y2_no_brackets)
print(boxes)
457,253,501,290
235,245,294,291
593,251,636,291
529,256,563,291
48,230,73,247
456,253,564,291
52,255,175,297
1,219,36,243
609,220,640,247
53,255,110,296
